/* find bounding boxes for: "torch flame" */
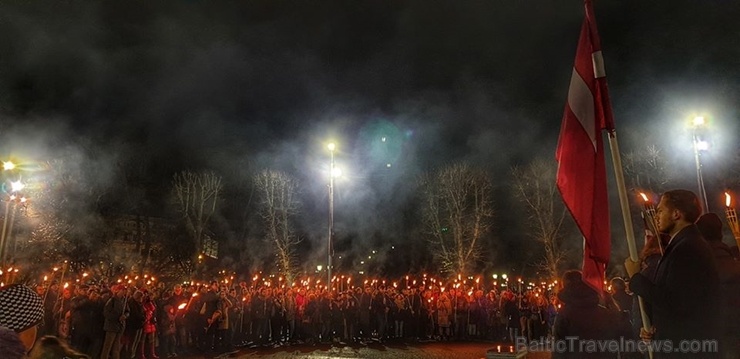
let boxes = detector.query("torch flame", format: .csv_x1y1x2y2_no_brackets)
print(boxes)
726,192,732,208
178,303,187,310
639,192,649,202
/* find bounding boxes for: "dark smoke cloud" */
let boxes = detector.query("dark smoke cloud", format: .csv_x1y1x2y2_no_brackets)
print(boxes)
0,0,738,276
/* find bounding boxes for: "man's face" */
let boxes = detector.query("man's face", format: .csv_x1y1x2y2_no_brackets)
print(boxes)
656,196,677,234
174,286,182,295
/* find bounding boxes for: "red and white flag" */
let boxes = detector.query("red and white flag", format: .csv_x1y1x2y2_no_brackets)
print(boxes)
556,0,614,294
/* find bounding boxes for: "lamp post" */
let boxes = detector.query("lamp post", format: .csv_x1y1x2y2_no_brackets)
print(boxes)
7,196,28,262
691,116,710,212
0,180,24,267
327,143,336,291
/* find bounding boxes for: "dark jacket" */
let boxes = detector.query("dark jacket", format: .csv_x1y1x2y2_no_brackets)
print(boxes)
553,282,631,359
103,296,129,333
629,224,721,358
708,240,740,358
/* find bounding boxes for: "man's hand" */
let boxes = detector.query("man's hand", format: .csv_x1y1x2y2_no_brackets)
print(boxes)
640,326,655,341
624,257,641,278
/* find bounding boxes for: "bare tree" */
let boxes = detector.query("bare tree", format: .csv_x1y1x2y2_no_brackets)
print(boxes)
420,163,493,275
253,170,301,283
622,144,671,193
24,154,106,273
171,171,222,257
511,159,569,280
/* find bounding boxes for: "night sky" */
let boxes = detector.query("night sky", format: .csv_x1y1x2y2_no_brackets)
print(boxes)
0,0,738,275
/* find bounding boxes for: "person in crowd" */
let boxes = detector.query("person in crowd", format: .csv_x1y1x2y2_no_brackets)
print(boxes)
502,291,519,343
371,287,390,343
357,287,373,343
211,290,233,353
139,291,158,359
123,290,145,359
100,284,129,359
436,292,452,341
343,290,359,342
53,287,73,339
41,283,59,337
68,285,89,348
167,285,187,353
282,289,297,343
552,270,632,359
696,212,740,359
158,304,177,359
625,189,721,359
75,287,105,358
251,287,271,346
391,292,410,339
609,277,632,314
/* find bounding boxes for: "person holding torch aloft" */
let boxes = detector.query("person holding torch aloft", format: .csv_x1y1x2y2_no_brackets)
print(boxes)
625,189,721,358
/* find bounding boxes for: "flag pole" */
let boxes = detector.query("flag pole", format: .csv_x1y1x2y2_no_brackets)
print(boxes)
606,129,654,358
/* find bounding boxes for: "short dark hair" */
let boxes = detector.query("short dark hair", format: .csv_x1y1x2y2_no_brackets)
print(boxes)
661,189,702,223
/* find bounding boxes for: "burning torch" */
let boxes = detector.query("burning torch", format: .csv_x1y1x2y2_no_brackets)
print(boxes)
639,192,664,255
724,192,740,250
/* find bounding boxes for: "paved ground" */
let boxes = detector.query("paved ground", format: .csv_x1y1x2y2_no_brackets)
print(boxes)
181,341,551,359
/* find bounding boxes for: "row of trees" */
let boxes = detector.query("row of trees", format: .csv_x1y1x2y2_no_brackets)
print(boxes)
12,137,740,283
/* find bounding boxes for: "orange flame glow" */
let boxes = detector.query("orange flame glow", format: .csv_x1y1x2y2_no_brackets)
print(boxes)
726,192,732,208
639,192,649,202
178,303,186,310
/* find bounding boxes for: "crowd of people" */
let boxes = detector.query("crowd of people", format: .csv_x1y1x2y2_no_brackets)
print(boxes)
1,188,739,359
28,276,560,359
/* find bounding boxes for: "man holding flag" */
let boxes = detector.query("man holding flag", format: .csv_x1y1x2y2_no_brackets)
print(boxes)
556,1,656,356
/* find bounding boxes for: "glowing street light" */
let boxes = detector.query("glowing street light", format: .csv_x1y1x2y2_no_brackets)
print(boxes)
2,161,15,171
10,180,24,193
692,116,705,127
691,116,710,211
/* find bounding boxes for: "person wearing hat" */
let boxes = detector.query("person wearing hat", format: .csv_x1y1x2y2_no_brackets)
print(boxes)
0,284,45,353
696,213,740,359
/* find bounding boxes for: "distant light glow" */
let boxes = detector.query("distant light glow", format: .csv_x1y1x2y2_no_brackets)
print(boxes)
2,161,15,171
386,163,391,168
696,140,710,151
327,143,336,151
381,137,386,142
692,116,705,127
331,167,342,178
10,181,24,192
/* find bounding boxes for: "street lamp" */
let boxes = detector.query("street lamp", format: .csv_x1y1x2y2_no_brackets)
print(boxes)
327,143,336,290
691,116,710,212
6,196,28,263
